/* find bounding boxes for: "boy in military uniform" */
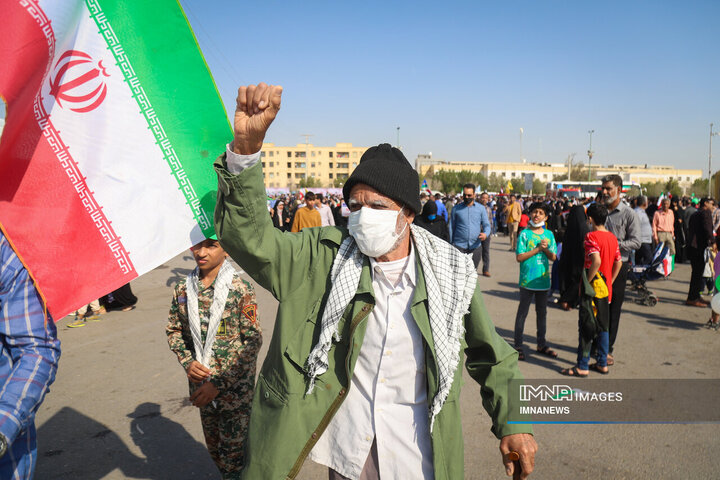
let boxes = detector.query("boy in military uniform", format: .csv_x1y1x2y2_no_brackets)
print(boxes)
166,237,262,478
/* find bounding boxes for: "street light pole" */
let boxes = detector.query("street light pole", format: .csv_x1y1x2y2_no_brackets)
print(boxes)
587,130,594,182
710,123,717,197
396,126,400,150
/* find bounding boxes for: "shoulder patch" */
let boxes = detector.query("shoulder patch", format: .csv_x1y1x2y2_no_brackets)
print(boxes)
242,304,257,324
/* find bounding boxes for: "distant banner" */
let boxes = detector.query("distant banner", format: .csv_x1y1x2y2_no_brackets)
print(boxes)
0,0,231,318
508,379,720,424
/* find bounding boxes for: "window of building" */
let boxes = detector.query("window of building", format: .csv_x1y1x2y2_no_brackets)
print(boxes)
287,151,292,158
287,162,292,169
686,176,690,181
269,172,274,178
329,152,333,158
511,172,516,177
329,162,333,168
269,151,274,157
311,163,316,168
352,162,357,168
260,151,266,157
295,173,306,179
295,162,306,169
337,173,348,180
352,152,358,157
269,162,274,167
295,151,306,158
261,162,265,168
337,163,349,169
287,173,291,178
329,173,333,179
337,152,349,158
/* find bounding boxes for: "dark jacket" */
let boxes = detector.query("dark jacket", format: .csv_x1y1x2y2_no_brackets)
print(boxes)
414,200,450,242
688,208,713,250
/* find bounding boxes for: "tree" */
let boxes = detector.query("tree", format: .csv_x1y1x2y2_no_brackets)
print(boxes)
488,173,506,193
298,176,321,189
426,169,488,194
689,178,708,197
641,181,664,198
332,176,346,188
532,178,546,195
510,178,525,194
664,178,682,198
625,185,642,197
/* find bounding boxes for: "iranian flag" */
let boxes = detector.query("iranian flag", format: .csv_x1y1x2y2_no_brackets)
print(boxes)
0,0,231,319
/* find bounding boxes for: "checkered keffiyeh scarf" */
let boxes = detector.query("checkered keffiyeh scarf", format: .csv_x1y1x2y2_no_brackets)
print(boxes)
186,259,236,368
305,224,477,430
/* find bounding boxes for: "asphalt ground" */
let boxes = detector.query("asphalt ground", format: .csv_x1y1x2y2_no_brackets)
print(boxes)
35,233,720,479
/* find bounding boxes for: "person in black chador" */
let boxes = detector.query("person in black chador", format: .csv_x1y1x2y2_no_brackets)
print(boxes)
558,205,589,310
102,283,137,312
413,199,449,241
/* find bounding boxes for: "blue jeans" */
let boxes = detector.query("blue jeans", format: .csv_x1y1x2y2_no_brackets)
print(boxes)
578,331,608,369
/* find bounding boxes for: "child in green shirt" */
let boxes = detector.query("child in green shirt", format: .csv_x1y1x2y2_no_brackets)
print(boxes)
513,202,558,360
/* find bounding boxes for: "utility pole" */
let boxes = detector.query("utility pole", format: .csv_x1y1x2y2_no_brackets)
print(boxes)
396,126,400,150
567,153,576,179
587,130,594,182
710,124,719,197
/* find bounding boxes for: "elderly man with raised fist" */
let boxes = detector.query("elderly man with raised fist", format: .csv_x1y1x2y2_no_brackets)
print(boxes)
213,83,537,480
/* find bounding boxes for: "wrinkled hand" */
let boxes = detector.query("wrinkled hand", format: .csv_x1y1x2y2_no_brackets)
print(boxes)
190,381,219,408
187,360,211,384
233,82,283,155
500,433,537,479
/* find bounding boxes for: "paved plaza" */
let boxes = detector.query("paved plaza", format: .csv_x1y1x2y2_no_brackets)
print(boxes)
35,234,720,479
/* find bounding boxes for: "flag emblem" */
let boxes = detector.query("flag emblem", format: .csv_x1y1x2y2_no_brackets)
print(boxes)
49,50,110,113
242,304,258,324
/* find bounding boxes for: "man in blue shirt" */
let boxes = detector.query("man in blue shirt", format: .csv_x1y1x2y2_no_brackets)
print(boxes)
449,183,492,270
0,230,61,479
434,193,448,222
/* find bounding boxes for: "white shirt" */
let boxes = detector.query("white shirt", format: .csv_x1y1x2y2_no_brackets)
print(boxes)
309,247,433,480
316,203,336,226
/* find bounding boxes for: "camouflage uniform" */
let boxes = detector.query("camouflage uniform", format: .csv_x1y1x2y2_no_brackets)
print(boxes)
167,273,262,478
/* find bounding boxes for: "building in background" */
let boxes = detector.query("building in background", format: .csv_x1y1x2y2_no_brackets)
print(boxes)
416,153,702,194
260,142,368,190
593,164,702,188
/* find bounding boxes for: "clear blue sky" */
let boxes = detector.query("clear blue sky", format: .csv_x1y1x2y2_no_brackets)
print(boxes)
2,2,716,173
180,0,719,173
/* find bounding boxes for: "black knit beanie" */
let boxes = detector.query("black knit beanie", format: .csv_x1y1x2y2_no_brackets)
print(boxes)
342,144,421,214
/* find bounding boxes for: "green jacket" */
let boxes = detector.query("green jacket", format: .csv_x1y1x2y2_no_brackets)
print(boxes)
214,156,531,480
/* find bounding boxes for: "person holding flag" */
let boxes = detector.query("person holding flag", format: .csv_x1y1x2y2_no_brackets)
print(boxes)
212,82,536,480
0,230,61,479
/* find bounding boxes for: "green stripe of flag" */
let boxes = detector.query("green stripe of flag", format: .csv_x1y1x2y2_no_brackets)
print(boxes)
88,0,231,236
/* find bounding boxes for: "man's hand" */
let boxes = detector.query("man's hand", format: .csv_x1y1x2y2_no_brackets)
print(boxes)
479,233,487,241
187,360,211,384
500,433,537,479
190,381,219,408
233,83,283,155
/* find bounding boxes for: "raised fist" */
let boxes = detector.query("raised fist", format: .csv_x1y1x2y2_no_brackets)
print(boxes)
233,83,283,155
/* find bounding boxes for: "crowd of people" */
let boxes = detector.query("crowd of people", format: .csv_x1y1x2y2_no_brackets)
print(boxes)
9,81,709,480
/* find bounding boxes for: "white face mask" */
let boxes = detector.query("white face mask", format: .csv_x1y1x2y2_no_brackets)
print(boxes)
347,207,407,258
529,220,545,228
